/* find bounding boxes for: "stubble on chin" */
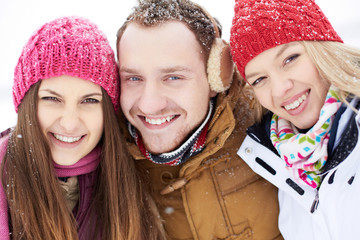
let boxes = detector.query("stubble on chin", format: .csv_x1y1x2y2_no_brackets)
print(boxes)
141,124,192,155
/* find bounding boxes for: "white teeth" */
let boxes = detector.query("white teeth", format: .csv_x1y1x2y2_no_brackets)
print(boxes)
145,116,175,125
284,92,309,111
54,134,81,143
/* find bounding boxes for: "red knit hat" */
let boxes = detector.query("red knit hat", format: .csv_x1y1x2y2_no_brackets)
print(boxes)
13,16,120,112
230,0,343,79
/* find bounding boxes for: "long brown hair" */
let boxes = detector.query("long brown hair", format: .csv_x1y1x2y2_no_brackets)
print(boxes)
1,82,165,239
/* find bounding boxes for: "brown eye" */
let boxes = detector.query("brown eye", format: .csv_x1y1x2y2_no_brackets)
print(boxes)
83,98,100,104
41,96,59,102
284,54,300,65
251,76,266,87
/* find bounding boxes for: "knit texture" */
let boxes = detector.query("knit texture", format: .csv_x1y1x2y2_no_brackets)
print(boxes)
13,16,119,111
230,0,343,79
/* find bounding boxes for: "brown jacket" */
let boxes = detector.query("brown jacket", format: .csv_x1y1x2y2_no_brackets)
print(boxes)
122,73,282,240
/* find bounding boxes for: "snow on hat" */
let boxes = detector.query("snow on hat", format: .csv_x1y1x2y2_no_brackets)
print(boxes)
13,16,120,112
230,0,343,79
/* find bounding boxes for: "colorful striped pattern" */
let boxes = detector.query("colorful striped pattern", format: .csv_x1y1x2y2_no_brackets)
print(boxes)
270,87,342,188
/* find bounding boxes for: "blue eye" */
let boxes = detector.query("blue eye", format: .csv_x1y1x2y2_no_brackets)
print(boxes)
168,76,180,80
129,76,141,81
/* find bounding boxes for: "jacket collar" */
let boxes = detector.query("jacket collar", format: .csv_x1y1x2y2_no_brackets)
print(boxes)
179,78,241,177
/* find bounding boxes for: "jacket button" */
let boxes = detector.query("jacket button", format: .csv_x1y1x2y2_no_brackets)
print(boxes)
245,147,253,154
160,171,173,184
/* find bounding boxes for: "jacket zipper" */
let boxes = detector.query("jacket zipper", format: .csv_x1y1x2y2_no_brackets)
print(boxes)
310,190,319,213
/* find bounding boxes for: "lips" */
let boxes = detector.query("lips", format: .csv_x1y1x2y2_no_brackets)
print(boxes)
144,115,176,125
283,91,309,111
53,133,82,143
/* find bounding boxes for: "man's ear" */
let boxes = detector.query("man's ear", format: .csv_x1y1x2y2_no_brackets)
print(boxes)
210,90,218,98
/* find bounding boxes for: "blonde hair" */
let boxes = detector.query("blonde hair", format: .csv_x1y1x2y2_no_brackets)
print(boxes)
250,41,360,122
302,41,360,106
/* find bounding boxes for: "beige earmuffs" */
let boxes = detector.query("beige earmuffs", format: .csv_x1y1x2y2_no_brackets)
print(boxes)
201,7,234,92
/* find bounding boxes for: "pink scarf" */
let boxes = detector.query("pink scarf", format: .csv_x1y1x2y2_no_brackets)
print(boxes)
53,148,101,177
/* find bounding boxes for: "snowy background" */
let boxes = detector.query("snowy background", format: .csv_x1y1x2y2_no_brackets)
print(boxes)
0,0,359,131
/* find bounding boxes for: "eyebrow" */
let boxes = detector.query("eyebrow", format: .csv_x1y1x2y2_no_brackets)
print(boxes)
245,69,262,80
38,89,61,97
246,42,298,80
38,89,102,98
82,93,103,98
275,42,297,59
159,66,192,73
119,66,192,74
119,66,138,74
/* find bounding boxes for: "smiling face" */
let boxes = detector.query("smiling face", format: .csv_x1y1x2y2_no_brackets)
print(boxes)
245,42,330,129
119,21,214,154
37,75,104,165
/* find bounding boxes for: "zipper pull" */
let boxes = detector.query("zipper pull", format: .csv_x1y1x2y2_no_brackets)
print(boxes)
310,191,319,213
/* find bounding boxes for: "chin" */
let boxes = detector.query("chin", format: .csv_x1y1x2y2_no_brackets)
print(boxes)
142,131,188,154
147,145,173,155
293,119,317,130
144,139,178,155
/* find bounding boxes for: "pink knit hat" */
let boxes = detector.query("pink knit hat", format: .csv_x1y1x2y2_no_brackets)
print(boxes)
13,16,119,112
230,0,343,79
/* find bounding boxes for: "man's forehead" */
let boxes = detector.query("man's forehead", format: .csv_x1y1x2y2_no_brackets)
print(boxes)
119,21,204,61
120,21,202,52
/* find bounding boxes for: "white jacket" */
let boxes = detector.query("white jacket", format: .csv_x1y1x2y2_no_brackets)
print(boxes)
238,98,360,240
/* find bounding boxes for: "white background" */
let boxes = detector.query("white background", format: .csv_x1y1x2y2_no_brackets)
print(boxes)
0,0,359,131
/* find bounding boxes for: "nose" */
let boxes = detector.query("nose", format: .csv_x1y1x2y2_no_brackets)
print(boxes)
59,105,81,133
137,80,167,115
270,73,294,98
